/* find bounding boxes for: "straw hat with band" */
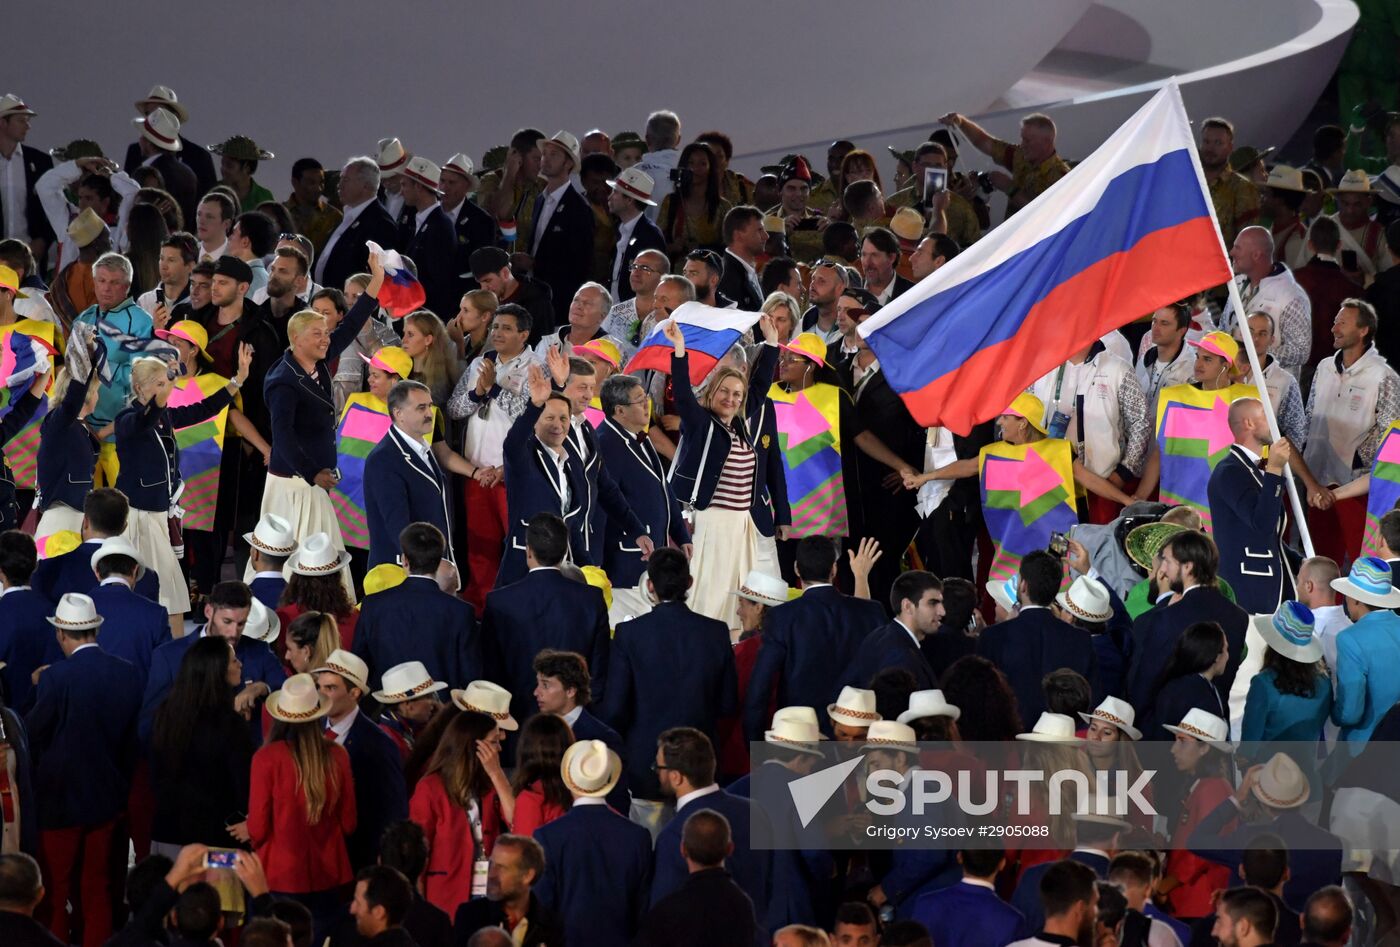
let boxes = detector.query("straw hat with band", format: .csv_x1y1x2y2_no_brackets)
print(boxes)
1251,752,1310,809
1079,696,1142,741
133,109,182,153
764,717,825,757
539,131,581,169
372,661,448,704
1002,391,1048,435
1264,165,1307,193
1188,330,1240,365
242,598,280,644
732,569,789,608
0,95,36,119
442,153,475,179
1056,575,1113,623
1125,521,1187,572
287,533,352,577
1163,708,1234,751
860,720,919,755
890,207,925,243
243,513,298,558
986,575,1019,613
135,85,189,123
1253,600,1322,663
156,320,211,360
1330,556,1400,608
562,740,624,797
605,167,657,207
266,673,332,724
827,686,881,729
1015,712,1083,743
67,209,105,250
312,649,370,693
779,332,828,368
90,537,149,584
378,138,410,177
1328,169,1374,195
360,346,413,380
897,689,961,724
451,680,519,730
401,157,442,194
48,593,103,631
772,706,826,734
1229,145,1275,173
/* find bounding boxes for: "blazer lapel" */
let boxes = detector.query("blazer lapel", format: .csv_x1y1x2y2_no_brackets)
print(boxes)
387,426,442,491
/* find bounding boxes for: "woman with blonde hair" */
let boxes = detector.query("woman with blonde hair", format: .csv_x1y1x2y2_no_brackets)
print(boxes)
401,310,461,407
237,673,355,944
117,344,251,636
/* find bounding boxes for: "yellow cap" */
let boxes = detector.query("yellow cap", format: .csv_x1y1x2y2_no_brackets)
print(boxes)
362,563,407,597
1003,391,1048,434
0,265,27,299
779,332,828,367
1188,330,1240,365
575,338,622,370
360,345,413,379
156,320,210,359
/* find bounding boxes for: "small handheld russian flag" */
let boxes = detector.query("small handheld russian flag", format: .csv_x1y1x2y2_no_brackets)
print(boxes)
623,302,761,384
365,241,427,319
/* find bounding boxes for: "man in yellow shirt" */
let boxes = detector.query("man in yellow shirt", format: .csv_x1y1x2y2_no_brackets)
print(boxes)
936,111,1070,220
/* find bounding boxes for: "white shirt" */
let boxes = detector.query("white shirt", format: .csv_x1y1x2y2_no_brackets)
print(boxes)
315,197,373,284
725,248,762,304
70,642,99,656
573,796,607,807
394,422,434,468
1,147,28,241
563,705,583,728
532,181,570,255
200,238,229,263
383,190,405,224
544,445,571,514
253,570,283,582
633,148,679,222
872,277,896,306
611,212,643,299
413,202,437,235
100,576,132,587
675,783,722,813
326,706,358,745
0,584,29,598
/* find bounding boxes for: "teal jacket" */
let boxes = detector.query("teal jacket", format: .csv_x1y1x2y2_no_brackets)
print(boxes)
74,298,155,438
1333,608,1400,743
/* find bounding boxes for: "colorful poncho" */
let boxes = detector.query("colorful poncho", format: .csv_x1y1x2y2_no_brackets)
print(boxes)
1153,382,1258,530
768,381,847,538
332,393,433,550
1361,421,1400,559
168,373,233,531
0,320,57,489
979,437,1078,583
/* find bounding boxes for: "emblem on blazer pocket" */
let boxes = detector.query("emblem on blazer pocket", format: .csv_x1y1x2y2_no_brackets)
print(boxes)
761,434,771,448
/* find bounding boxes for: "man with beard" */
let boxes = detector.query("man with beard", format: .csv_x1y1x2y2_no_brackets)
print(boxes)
800,260,847,345
1198,117,1260,248
681,249,730,308
262,246,309,339
1007,861,1100,947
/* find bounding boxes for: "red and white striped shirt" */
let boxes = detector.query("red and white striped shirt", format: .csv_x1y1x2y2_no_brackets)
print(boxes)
710,429,756,511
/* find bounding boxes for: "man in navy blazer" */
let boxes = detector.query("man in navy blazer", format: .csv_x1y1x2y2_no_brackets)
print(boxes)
604,168,667,302
483,514,611,741
355,522,479,689
599,550,737,803
364,381,456,569
87,539,169,691
396,157,460,320
594,373,690,588
1124,529,1249,714
532,648,630,813
744,537,887,740
244,512,295,612
529,133,596,325
911,849,1027,947
0,530,60,710
32,488,160,604
848,571,943,691
314,648,408,870
1010,821,1117,932
977,551,1099,723
25,592,142,947
534,740,652,946
315,157,402,290
649,728,772,937
1207,398,1296,616
439,154,501,303
140,582,283,743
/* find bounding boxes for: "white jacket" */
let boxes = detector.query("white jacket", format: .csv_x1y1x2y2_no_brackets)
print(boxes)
1305,345,1400,485
1030,348,1149,478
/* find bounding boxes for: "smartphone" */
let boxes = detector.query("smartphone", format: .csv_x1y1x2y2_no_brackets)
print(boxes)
1341,249,1359,271
1048,531,1069,558
204,848,239,870
922,167,948,203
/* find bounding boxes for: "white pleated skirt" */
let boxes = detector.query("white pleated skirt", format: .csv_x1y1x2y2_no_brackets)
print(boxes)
688,506,757,627
248,474,353,598
35,503,84,547
122,508,190,615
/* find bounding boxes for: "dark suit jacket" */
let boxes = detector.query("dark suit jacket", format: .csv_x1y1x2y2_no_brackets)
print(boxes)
148,152,199,232
0,587,59,710
25,645,142,828
453,891,563,947
743,586,886,739
0,909,65,947
1188,800,1344,913
911,879,1027,947
249,575,286,612
400,204,459,319
482,567,610,734
124,136,217,198
886,273,916,300
343,709,409,869
450,199,500,296
529,185,595,324
570,708,631,813
651,790,772,935
141,629,284,743
635,867,759,947
610,214,667,302
595,417,689,587
0,145,54,248
1146,672,1227,742
719,249,764,311
849,621,936,691
599,602,737,800
534,802,653,946
32,539,161,603
364,425,454,568
921,625,978,681
976,607,1099,724
1207,446,1294,616
1124,586,1249,714
561,416,646,569
496,401,590,587
353,576,479,690
320,200,402,291
1012,850,1110,932
88,582,171,690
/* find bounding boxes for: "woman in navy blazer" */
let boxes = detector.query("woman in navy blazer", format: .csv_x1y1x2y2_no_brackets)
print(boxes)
663,315,788,624
1145,621,1230,743
115,346,250,635
35,352,101,541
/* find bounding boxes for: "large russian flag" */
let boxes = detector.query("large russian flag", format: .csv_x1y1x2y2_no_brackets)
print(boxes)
365,240,427,318
859,82,1233,434
624,302,761,384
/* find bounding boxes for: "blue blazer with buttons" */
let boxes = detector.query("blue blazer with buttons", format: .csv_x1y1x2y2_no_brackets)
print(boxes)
570,707,631,814
529,185,595,326
249,575,286,612
597,601,737,801
0,587,60,710
343,708,409,870
264,292,375,482
364,425,455,569
115,388,235,512
651,789,773,934
1207,446,1296,616
141,629,285,743
610,214,667,303
848,621,936,691
89,582,171,691
561,416,647,570
911,879,1027,947
353,575,479,690
1012,850,1110,932
496,400,589,588
743,586,886,740
400,205,460,324
534,802,653,947
482,567,611,735
977,607,1099,725
37,359,99,514
25,645,142,828
33,539,161,603
594,417,690,587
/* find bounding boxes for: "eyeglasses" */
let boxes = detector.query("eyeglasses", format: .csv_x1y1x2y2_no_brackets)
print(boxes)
686,250,723,269
651,760,673,773
629,264,661,275
277,233,298,242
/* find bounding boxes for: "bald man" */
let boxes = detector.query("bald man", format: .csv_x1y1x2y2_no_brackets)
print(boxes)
1220,226,1312,379
1207,397,1296,614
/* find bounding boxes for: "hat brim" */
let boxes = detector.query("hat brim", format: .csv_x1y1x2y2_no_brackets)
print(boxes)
1251,778,1310,809
1078,711,1142,741
154,329,208,359
288,550,353,577
897,703,961,724
1267,181,1307,194
132,117,182,152
401,168,442,194
1162,724,1235,752
1054,591,1112,624
47,615,103,630
1252,613,1323,663
1330,576,1400,609
136,98,189,123
1073,811,1133,830
450,689,519,730
208,143,274,161
1125,522,1184,572
778,340,826,368
731,588,787,607
540,139,579,166
562,749,624,798
860,739,920,755
266,689,332,724
310,663,368,694
91,551,148,585
1187,337,1236,363
827,703,880,729
1230,146,1275,172
371,680,448,704
764,732,826,757
986,579,1016,613
242,612,281,644
241,530,298,558
606,178,657,207
1015,731,1084,744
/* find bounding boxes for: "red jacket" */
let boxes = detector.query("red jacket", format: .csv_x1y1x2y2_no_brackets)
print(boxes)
410,773,504,917
511,780,568,837
248,740,356,893
1167,776,1235,918
718,634,770,778
274,603,359,659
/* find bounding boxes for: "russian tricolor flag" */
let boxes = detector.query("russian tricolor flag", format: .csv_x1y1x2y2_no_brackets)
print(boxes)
365,241,427,319
860,82,1233,435
624,302,761,384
